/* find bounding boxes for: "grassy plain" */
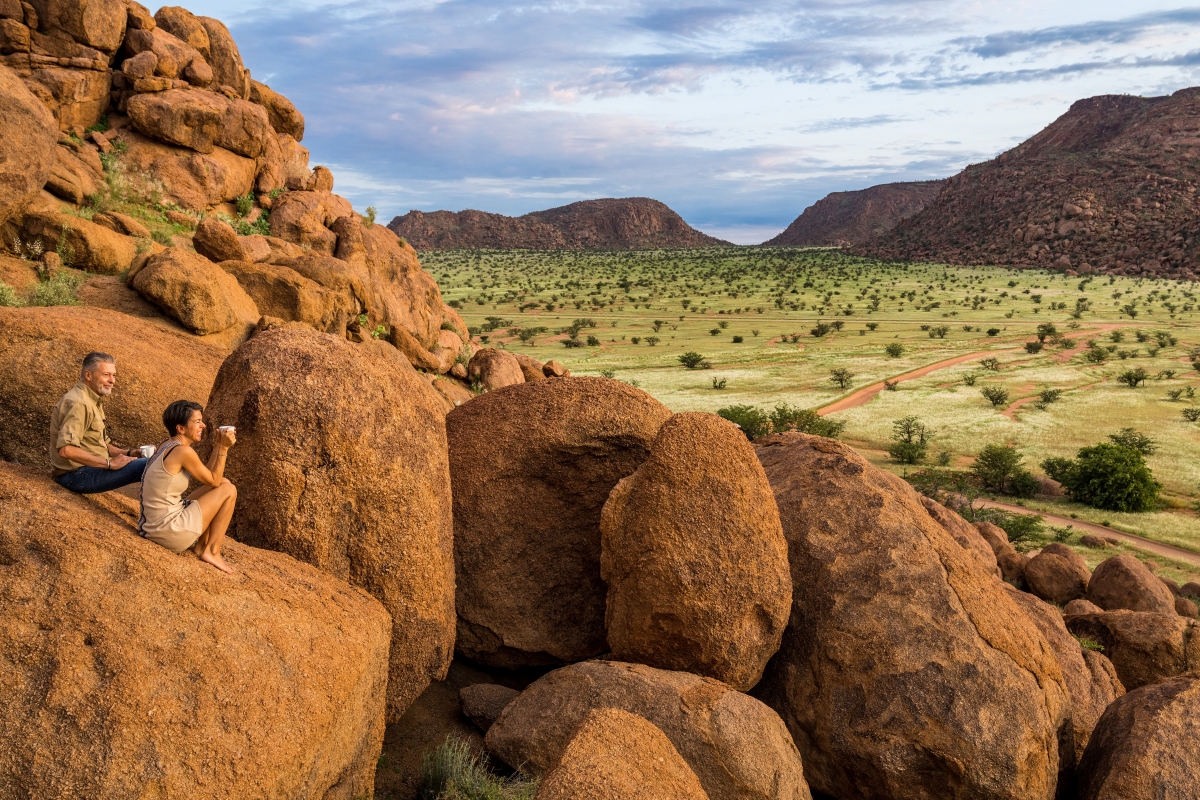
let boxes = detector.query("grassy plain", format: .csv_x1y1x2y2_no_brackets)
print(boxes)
426,247,1200,578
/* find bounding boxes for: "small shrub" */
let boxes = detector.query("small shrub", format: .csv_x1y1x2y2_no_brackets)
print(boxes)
1041,443,1160,512
1117,368,1147,388
1108,427,1156,455
718,320,729,329
630,336,641,345
981,386,1009,407
586,335,600,346
1074,635,1105,652
751,328,760,336
986,327,1001,336
866,322,879,331
930,325,950,338
731,335,743,343
364,206,377,226
769,402,845,438
235,192,254,217
883,379,898,391
810,322,832,337
962,374,977,386
889,416,931,464
710,328,720,336
599,369,616,379
712,377,727,389
678,351,706,369
27,271,83,307
829,367,853,390
0,281,24,307
1083,346,1108,364
1183,407,1200,422
1025,341,1044,354
419,735,538,800
370,324,388,340
1039,388,1062,404
936,451,952,467
979,357,1000,371
718,405,772,440
972,443,1037,497
563,337,584,348
885,342,904,357
645,336,660,346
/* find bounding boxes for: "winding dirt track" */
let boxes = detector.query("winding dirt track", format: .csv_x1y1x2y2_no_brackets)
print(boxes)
818,350,1007,415
978,498,1200,567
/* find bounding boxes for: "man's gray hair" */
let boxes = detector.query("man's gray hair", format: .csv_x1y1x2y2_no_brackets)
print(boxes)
81,351,115,377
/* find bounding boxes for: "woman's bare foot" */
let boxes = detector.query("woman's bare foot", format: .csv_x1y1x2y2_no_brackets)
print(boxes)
198,550,234,574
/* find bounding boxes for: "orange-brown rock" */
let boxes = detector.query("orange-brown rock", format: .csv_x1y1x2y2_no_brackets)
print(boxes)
431,375,473,409
219,259,345,334
753,433,1071,800
19,210,138,274
0,304,224,470
308,164,333,192
534,708,710,800
152,5,210,60
1065,610,1200,690
1066,598,1105,615
1177,596,1199,618
268,189,344,253
460,683,520,734
446,377,672,667
1005,586,1124,762
250,78,304,140
125,0,155,31
198,16,245,97
0,63,57,225
976,520,1033,587
21,63,111,131
601,412,791,691
126,87,225,153
92,211,151,238
121,48,156,78
486,660,810,800
111,128,256,210
1075,672,1200,799
28,0,126,52
132,246,258,337
1026,542,1092,605
466,347,523,391
543,358,568,377
44,143,104,204
511,351,545,381
1087,554,1176,615
123,26,203,81
216,98,270,158
192,216,244,263
0,461,390,799
920,496,1000,577
204,328,456,721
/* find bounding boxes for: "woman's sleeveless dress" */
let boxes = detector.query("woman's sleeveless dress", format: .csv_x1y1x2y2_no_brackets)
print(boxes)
139,440,204,554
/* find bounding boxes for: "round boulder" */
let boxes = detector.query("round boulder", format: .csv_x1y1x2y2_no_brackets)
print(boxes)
1065,599,1105,616
0,305,225,471
0,461,391,799
920,496,1000,577
466,347,524,391
1086,555,1176,615
132,246,259,337
459,684,520,734
753,433,1070,800
1026,543,1092,605
1075,673,1199,800
446,377,672,667
204,328,456,722
535,708,710,800
600,412,791,690
485,660,810,800
1066,609,1200,690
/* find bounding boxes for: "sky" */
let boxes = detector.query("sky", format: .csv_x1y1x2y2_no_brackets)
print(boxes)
172,1,1200,243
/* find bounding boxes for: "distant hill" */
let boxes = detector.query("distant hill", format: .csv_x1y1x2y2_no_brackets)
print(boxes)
765,181,946,246
859,88,1200,279
387,198,730,250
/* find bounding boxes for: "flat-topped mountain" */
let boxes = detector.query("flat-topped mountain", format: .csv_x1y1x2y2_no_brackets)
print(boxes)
764,180,946,246
387,198,731,250
859,88,1200,279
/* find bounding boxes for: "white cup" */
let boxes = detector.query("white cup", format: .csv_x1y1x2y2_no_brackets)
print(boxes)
139,445,155,458
218,426,235,434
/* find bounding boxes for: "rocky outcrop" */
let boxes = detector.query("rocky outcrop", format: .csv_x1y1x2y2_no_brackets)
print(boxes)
601,412,791,691
765,180,945,246
1065,610,1200,691
920,496,1000,577
0,460,391,799
1004,586,1124,762
1087,554,1177,615
446,377,673,667
534,708,710,800
18,210,139,274
1026,543,1092,605
753,433,1071,800
1074,672,1200,799
132,246,259,338
388,198,730,250
0,304,224,470
859,89,1200,279
466,347,523,391
219,259,345,334
976,520,1031,586
204,327,456,722
486,660,810,800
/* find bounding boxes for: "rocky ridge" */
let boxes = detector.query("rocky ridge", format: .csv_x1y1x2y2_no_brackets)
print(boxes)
387,197,731,250
859,89,1200,278
765,180,946,246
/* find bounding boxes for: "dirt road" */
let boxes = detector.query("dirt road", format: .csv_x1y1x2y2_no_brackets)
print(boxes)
818,350,1005,416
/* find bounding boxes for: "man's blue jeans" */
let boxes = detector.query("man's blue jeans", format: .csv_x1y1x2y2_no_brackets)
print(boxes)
55,458,148,494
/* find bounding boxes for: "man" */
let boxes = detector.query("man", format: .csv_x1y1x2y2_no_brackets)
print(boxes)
50,351,149,493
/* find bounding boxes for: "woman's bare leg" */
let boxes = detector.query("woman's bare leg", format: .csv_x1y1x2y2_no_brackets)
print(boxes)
190,481,237,574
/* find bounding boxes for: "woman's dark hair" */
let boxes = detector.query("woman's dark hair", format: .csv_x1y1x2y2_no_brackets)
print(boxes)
163,400,204,436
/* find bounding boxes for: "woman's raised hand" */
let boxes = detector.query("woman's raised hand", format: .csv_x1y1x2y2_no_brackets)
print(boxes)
218,428,237,448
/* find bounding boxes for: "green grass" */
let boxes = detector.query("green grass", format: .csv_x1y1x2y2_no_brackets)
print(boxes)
419,736,537,800
429,246,1200,564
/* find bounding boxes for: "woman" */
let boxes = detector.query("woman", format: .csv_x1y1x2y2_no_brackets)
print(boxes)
140,399,238,574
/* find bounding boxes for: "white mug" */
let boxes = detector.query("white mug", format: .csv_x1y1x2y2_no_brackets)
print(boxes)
218,426,235,434
139,445,155,458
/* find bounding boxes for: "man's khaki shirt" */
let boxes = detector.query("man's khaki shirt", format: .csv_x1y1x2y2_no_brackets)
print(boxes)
50,382,111,476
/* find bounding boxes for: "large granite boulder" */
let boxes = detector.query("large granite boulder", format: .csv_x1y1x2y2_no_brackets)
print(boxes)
601,412,791,690
486,660,810,800
753,433,1071,800
465,347,523,391
920,496,1000,577
0,305,224,471
219,260,346,334
1026,543,1092,605
204,327,456,722
198,15,247,95
250,78,304,140
1086,555,1177,614
0,461,391,799
18,211,138,274
534,708,710,800
126,88,226,153
445,377,672,667
132,246,259,338
1065,609,1200,690
109,128,256,211
1075,672,1200,799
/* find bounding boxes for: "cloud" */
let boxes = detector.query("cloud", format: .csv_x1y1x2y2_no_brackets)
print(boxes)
951,8,1200,59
